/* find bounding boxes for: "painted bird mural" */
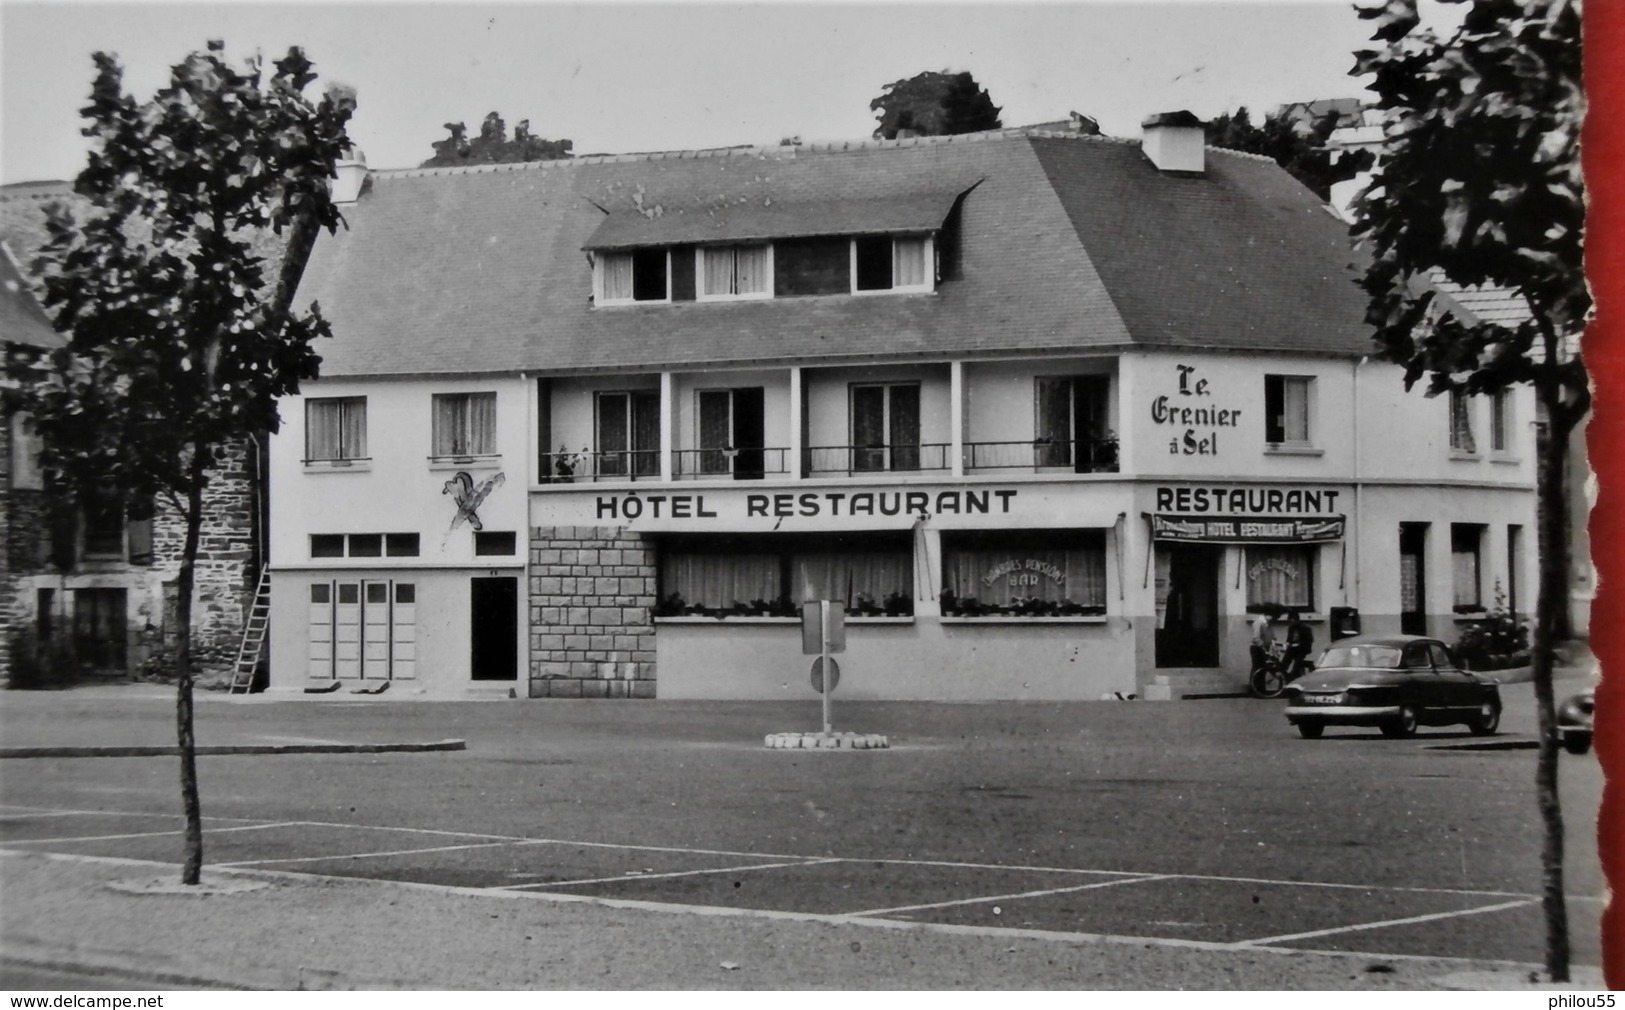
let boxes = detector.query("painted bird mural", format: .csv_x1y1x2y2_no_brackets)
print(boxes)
442,470,505,533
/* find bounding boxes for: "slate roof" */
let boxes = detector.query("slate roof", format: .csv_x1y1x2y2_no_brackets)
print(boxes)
584,189,966,250
292,129,1377,378
0,246,62,349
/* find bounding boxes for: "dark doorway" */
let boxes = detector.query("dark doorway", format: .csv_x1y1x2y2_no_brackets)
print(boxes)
1155,545,1221,668
470,577,518,681
1400,523,1428,635
72,588,128,672
730,386,765,479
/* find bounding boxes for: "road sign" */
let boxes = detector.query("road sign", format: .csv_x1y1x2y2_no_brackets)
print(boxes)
810,657,841,694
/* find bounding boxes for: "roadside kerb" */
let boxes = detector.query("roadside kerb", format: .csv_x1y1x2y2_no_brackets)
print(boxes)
0,740,466,759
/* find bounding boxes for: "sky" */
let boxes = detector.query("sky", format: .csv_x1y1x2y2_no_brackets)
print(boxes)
0,1,1385,185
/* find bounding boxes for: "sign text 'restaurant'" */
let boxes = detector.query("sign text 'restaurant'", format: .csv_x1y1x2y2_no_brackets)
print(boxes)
1155,486,1340,515
596,489,1020,521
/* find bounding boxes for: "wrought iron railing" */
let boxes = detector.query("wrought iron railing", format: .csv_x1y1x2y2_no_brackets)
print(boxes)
672,447,790,480
803,443,950,476
964,437,1119,473
541,449,662,483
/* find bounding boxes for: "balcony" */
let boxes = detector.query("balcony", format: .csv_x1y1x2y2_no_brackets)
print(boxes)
542,449,662,484
965,436,1119,474
804,443,951,476
672,447,792,481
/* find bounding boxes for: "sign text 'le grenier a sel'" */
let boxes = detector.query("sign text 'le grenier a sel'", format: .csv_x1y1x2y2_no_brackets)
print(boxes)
1150,364,1241,456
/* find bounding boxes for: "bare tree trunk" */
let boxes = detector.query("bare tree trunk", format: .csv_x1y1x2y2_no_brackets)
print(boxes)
174,454,207,885
1533,384,1573,981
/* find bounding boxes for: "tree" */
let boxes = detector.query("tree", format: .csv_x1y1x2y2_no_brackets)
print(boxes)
1349,0,1585,981
870,70,1002,140
9,42,355,885
420,111,573,167
1206,105,1370,201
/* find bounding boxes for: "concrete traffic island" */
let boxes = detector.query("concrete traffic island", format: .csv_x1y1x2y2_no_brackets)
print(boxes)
764,731,889,749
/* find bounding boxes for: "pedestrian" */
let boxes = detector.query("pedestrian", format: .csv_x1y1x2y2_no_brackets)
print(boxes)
1249,610,1276,671
1283,610,1315,680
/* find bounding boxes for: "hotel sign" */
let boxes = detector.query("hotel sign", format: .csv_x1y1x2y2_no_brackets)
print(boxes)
1150,484,1345,543
1150,514,1345,544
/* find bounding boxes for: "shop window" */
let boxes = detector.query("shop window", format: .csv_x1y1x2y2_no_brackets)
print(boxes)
475,531,517,556
595,391,660,478
598,248,670,304
851,384,920,472
854,236,930,293
1451,523,1485,611
432,392,496,458
306,397,367,462
1244,545,1317,613
1449,390,1477,453
699,245,771,299
656,532,913,617
1490,389,1513,453
1264,375,1313,445
940,530,1107,617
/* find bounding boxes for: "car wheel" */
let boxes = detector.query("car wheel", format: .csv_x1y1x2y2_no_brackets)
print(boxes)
1563,732,1593,756
1468,702,1500,736
1297,721,1324,739
1251,666,1285,699
1381,705,1419,738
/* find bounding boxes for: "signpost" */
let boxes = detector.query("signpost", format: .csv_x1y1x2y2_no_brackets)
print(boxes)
801,599,845,735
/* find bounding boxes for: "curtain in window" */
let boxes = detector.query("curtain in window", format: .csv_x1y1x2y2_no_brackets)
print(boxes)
851,386,886,472
792,552,912,607
1491,391,1509,451
892,238,926,287
1281,378,1310,442
942,545,1106,607
703,248,733,296
734,245,768,294
661,552,779,609
1034,378,1072,467
1452,536,1481,608
602,253,634,301
1245,545,1314,609
597,393,629,475
1450,391,1477,452
467,393,496,455
307,399,363,460
888,385,921,471
632,392,660,476
434,395,492,456
698,390,731,473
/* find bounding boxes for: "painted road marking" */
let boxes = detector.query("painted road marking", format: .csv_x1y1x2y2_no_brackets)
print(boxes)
4,822,304,845
1239,898,1540,947
217,838,550,867
502,856,842,890
843,873,1174,917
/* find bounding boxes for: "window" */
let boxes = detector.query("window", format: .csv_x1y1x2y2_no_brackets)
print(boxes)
1451,523,1484,610
1490,389,1513,453
81,488,125,559
940,530,1107,616
775,238,850,297
385,533,420,557
348,534,383,558
851,384,920,472
10,412,42,490
432,392,496,458
599,249,669,304
1035,375,1114,471
311,534,346,558
1245,545,1317,613
1449,390,1477,453
1264,375,1313,445
699,245,771,299
475,531,516,556
657,532,913,616
854,236,931,293
595,391,660,478
697,387,766,478
306,397,367,462
312,533,419,558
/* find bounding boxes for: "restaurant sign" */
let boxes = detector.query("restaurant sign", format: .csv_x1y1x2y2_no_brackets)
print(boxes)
1150,514,1345,544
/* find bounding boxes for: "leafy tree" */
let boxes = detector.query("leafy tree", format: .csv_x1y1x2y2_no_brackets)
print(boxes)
421,111,573,167
1350,0,1585,981
1206,105,1370,201
870,70,1002,140
10,42,355,885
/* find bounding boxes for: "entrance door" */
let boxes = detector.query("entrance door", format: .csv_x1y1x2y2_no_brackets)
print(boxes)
1400,523,1428,636
1155,545,1221,667
470,577,518,681
72,588,128,672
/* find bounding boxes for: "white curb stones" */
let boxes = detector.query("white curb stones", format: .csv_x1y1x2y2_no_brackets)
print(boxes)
763,732,889,750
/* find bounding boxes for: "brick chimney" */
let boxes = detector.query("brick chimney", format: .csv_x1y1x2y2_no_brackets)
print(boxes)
331,148,368,205
1141,111,1206,175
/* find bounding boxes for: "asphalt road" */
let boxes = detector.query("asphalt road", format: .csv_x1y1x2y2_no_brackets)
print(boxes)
0,676,1606,973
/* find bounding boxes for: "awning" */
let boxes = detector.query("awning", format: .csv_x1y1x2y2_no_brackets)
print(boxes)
583,188,969,252
1149,513,1345,544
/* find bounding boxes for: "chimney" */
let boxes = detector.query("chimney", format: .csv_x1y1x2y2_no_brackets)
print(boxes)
331,148,368,205
1140,111,1206,175
1068,111,1101,136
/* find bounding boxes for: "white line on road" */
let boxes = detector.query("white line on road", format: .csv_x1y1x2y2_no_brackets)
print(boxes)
501,856,842,890
844,873,1173,917
217,838,549,867
0,805,266,823
1238,898,1540,947
4,822,303,845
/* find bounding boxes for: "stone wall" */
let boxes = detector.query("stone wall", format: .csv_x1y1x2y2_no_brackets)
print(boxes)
528,525,657,698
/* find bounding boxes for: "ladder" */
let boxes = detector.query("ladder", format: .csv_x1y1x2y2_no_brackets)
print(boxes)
228,569,271,694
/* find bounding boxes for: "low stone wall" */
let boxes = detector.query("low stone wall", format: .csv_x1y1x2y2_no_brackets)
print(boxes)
527,526,657,698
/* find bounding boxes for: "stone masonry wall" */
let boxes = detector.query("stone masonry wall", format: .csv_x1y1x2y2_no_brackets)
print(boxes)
528,526,657,698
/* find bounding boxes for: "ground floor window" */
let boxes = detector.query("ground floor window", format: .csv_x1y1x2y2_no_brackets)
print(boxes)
1452,523,1485,611
1244,544,1317,613
308,578,416,680
940,529,1106,617
656,532,913,617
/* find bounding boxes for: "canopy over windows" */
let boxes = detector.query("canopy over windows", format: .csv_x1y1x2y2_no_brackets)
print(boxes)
583,189,968,252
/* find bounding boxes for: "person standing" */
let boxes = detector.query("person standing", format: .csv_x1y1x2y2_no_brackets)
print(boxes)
1283,610,1315,680
1250,611,1277,671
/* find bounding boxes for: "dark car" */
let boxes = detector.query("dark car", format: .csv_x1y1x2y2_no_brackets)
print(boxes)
1558,688,1595,755
1283,634,1501,739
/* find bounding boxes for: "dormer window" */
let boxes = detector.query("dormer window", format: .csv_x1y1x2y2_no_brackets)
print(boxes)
699,245,772,300
597,249,670,304
854,235,932,293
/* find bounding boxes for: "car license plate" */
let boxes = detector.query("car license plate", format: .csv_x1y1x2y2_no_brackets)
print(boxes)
1304,693,1345,705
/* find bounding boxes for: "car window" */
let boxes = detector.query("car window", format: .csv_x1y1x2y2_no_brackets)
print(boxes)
1403,644,1434,671
1320,645,1403,669
1429,643,1456,670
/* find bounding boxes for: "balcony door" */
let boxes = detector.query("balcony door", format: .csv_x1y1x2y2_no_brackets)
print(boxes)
698,387,765,479
1036,375,1111,472
595,391,660,478
852,383,920,472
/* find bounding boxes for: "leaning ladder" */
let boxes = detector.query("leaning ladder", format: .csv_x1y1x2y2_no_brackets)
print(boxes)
228,569,271,694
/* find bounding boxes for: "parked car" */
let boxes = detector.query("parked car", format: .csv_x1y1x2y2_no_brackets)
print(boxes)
1283,634,1502,739
1557,688,1595,755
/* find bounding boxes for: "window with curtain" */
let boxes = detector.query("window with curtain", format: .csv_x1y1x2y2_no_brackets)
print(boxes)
1451,523,1484,609
1449,390,1477,453
940,530,1107,615
599,249,669,303
1265,375,1312,444
657,533,913,616
595,391,660,477
432,393,497,457
851,383,920,472
1245,545,1316,612
1490,389,1512,452
306,397,367,461
701,245,770,298
855,236,930,292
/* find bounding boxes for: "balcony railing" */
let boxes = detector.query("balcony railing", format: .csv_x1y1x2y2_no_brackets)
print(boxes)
965,437,1119,473
672,447,791,481
804,443,951,476
541,449,662,484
